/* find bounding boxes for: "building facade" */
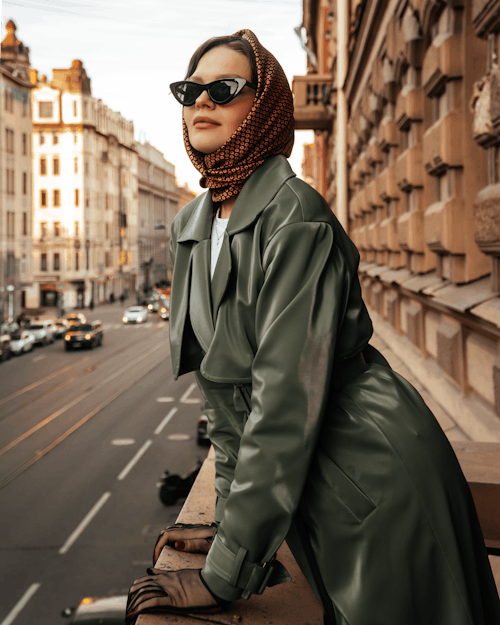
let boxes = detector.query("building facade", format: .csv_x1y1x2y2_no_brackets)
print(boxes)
31,60,138,309
136,141,179,291
0,21,34,323
295,0,500,438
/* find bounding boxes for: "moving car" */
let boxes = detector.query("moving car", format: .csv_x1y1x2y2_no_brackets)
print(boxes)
64,312,87,327
147,296,159,313
64,321,103,350
9,331,35,355
122,306,147,324
54,319,71,338
0,334,12,361
158,297,170,321
26,320,56,345
61,595,126,624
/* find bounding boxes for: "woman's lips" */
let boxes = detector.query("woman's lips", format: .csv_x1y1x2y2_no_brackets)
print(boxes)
193,118,220,128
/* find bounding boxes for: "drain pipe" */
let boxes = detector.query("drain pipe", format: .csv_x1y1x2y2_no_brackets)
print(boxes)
336,0,349,232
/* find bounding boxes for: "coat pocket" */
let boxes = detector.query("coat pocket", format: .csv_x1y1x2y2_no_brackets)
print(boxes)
315,450,376,523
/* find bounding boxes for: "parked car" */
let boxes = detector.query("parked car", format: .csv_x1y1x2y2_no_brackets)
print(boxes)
61,595,127,624
26,320,56,345
64,321,103,350
9,331,35,355
64,312,87,327
0,334,12,361
54,319,71,338
158,297,170,321
122,306,147,324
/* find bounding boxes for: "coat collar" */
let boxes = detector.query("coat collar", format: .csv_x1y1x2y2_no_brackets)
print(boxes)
177,155,296,243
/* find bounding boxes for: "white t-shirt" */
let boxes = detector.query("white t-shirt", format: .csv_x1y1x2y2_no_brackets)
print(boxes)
211,212,229,279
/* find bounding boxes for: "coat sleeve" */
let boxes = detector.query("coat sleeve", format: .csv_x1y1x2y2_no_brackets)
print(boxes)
201,221,349,601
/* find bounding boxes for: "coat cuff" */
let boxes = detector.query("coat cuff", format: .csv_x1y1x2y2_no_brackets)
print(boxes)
201,534,292,601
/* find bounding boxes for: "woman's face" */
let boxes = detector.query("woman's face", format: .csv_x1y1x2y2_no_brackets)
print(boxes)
183,45,256,154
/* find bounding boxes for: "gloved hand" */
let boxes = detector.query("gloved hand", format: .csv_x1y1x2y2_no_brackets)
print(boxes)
126,567,226,624
153,522,217,564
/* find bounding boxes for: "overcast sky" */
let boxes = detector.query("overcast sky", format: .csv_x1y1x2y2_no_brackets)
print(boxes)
1,0,313,193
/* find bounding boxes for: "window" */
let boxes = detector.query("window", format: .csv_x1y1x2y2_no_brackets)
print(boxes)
4,88,13,112
6,169,15,195
105,223,109,239
53,253,60,271
41,253,47,271
54,221,61,237
73,100,78,116
7,212,14,238
38,101,53,118
75,221,80,236
22,133,27,155
41,189,47,207
74,157,78,173
5,128,14,153
403,190,411,212
53,189,61,206
85,160,89,175
40,158,47,175
40,222,47,238
434,172,450,203
105,251,111,267
22,172,27,195
23,212,28,236
52,132,59,145
400,126,410,151
75,251,79,271
22,98,28,117
53,158,60,175
75,189,79,206
40,132,45,145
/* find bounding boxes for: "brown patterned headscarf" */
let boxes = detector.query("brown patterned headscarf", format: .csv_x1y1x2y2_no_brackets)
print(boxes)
183,29,295,202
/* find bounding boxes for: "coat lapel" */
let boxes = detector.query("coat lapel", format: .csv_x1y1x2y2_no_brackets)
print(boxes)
210,234,232,326
189,239,214,352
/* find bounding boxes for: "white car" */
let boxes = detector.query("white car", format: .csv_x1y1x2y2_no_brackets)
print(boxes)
9,331,35,355
122,306,148,324
27,320,56,345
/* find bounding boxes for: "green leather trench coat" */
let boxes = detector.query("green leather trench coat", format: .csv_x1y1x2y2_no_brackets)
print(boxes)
169,156,500,624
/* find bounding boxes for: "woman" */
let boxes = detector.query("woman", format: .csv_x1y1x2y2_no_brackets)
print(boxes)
126,30,500,624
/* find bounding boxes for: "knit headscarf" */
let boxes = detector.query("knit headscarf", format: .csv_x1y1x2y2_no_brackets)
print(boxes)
183,29,295,202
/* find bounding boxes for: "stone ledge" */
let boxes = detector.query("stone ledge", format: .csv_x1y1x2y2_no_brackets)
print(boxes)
138,448,323,625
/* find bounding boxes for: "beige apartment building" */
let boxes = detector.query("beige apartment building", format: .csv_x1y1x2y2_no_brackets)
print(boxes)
0,21,34,323
294,0,500,438
31,60,138,309
136,142,180,291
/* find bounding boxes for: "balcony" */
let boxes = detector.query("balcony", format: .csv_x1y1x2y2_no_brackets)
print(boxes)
292,74,335,130
397,210,425,253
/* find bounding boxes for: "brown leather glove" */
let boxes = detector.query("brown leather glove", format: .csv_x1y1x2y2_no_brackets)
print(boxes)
126,568,226,624
153,523,217,564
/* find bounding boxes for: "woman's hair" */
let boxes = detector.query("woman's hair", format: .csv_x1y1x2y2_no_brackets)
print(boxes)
184,36,258,85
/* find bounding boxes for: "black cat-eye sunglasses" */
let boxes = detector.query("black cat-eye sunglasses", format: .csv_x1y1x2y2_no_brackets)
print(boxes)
169,78,257,106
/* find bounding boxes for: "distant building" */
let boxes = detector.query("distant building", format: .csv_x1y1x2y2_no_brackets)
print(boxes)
176,181,197,210
31,59,138,309
294,0,500,436
0,21,34,322
136,141,180,290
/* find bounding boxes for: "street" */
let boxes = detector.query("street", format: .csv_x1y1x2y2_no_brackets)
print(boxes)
0,299,209,625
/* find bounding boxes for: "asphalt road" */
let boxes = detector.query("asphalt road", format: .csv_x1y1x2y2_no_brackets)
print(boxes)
0,299,209,625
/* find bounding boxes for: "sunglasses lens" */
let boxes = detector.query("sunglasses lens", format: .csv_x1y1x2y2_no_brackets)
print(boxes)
174,82,202,105
209,79,239,103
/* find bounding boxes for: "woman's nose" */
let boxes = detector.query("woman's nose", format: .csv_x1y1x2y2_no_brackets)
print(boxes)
195,89,214,108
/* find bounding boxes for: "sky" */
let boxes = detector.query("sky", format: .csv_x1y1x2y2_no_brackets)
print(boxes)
1,0,314,194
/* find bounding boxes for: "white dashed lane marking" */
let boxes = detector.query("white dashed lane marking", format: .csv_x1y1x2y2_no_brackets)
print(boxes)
59,492,111,555
155,408,178,435
179,382,201,404
117,440,152,481
0,583,41,625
